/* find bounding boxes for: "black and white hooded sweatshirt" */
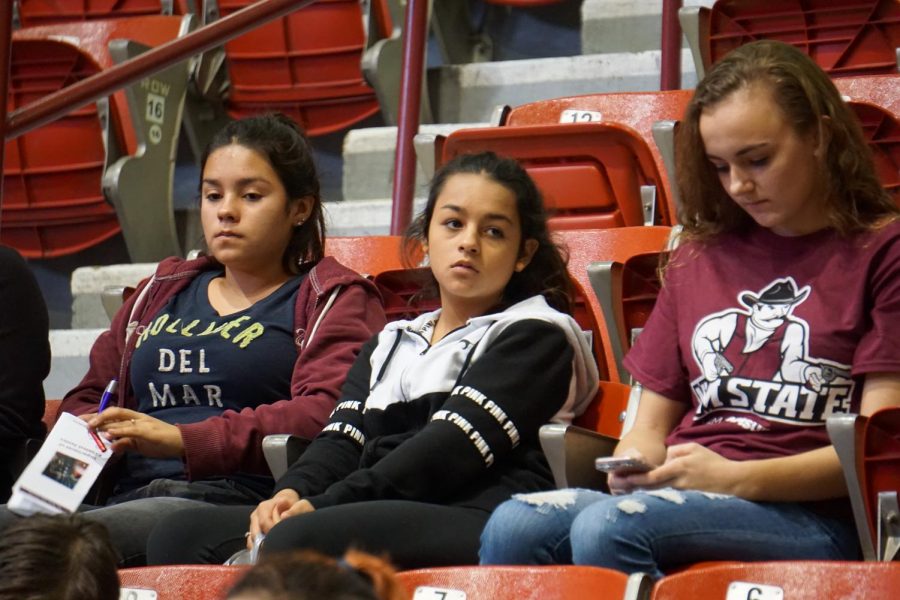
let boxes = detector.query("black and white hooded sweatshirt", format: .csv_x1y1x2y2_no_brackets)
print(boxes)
274,294,599,512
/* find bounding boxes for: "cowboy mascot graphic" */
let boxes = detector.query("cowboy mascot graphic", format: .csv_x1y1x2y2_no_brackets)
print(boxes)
689,277,853,427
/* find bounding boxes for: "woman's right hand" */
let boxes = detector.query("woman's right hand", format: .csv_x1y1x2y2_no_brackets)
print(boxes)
248,488,302,548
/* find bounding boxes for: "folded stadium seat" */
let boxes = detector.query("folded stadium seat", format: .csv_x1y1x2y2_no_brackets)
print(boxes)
680,0,900,80
210,0,393,136
650,561,900,599
7,15,194,261
503,90,694,223
588,248,667,386
860,407,900,561
437,123,674,231
397,565,651,600
847,100,900,202
555,227,672,386
323,235,418,279
14,0,175,26
831,406,900,562
119,565,249,600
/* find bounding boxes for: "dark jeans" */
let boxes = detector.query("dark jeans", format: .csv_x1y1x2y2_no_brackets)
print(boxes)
0,478,267,566
148,500,492,569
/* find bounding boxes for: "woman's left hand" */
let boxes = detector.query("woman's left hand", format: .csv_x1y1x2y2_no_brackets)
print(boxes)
85,408,185,459
619,443,740,496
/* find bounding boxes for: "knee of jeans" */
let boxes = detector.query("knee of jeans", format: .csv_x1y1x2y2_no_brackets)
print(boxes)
479,491,580,564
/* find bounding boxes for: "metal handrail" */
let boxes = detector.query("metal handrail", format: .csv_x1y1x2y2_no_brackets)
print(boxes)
0,0,318,212
660,0,683,90
390,0,429,235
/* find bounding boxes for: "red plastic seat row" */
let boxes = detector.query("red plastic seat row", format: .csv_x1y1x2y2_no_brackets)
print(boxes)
3,15,192,259
682,0,900,79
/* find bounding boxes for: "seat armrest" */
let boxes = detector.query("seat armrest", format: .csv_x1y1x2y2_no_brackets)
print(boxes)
262,434,311,480
539,424,618,491
827,414,875,560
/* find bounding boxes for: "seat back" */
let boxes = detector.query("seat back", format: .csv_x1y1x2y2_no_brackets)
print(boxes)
862,406,900,559
324,235,415,278
848,99,900,203
651,561,900,599
2,35,117,257
506,90,693,223
397,565,642,600
682,0,900,80
373,267,441,323
556,227,671,385
15,0,174,27
6,16,192,260
441,122,672,230
119,565,248,600
214,0,385,136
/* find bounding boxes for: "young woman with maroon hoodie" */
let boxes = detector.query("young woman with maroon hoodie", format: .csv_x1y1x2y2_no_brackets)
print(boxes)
0,114,385,566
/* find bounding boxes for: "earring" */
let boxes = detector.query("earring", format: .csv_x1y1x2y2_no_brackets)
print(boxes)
295,219,305,227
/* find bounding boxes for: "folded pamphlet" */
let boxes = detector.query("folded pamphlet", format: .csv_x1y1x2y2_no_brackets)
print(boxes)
8,412,112,516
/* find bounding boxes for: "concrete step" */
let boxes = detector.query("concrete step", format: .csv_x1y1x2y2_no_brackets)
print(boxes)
47,328,104,400
342,123,488,202
71,263,157,329
431,48,697,124
581,0,714,55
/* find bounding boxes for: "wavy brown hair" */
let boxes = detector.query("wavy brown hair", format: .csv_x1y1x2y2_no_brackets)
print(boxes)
676,40,897,241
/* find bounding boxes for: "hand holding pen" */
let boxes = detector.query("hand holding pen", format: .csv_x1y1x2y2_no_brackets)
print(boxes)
88,379,117,451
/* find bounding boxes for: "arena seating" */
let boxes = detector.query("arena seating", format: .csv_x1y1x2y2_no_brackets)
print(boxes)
650,561,900,599
324,235,415,278
4,15,192,260
504,89,693,219
557,227,671,385
438,122,672,230
397,565,651,600
210,0,391,136
14,0,179,27
830,406,900,562
119,565,248,600
680,0,900,80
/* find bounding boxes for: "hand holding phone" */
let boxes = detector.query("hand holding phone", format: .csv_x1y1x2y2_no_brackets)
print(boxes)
594,456,653,475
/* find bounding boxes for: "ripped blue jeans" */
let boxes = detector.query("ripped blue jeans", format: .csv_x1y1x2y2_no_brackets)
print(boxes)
479,489,860,578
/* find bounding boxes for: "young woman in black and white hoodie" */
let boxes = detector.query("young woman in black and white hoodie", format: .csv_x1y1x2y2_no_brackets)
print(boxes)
147,152,599,568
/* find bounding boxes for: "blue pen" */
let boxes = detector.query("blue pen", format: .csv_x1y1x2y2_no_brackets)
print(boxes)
97,379,118,413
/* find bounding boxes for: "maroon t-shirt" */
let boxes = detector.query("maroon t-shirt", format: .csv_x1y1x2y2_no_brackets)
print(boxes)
624,221,900,461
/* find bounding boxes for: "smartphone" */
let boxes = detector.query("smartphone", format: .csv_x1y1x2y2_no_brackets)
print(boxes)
594,456,652,475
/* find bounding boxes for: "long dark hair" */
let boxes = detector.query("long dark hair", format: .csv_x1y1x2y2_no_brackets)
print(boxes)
676,40,897,241
404,152,572,313
200,113,326,272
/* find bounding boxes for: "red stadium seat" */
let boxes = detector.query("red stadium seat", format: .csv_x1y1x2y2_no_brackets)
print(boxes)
212,0,392,136
505,90,693,222
651,561,900,599
848,100,900,202
397,565,650,600
439,122,674,230
15,0,176,26
324,235,416,278
119,565,249,600
556,227,671,386
681,0,900,80
861,407,900,561
4,16,192,260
